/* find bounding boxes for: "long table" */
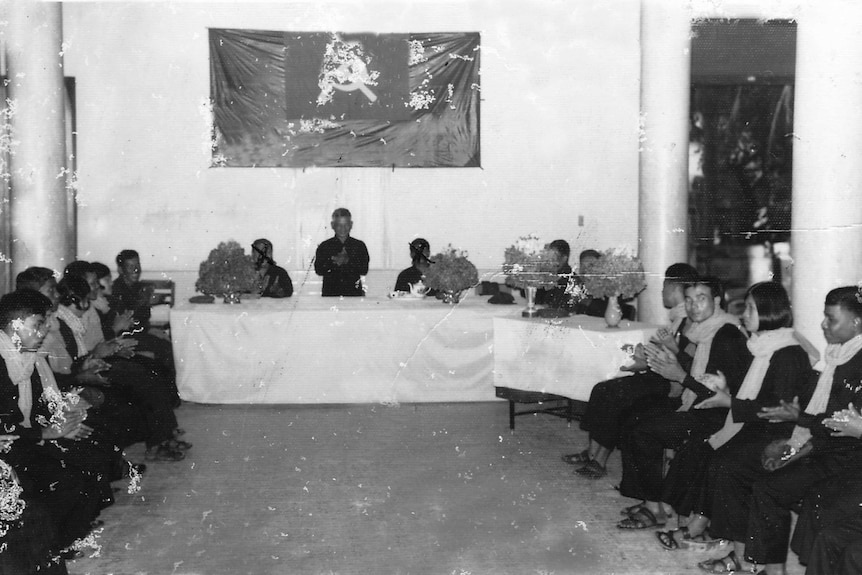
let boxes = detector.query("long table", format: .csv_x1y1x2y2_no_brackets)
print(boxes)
171,294,519,404
493,315,656,402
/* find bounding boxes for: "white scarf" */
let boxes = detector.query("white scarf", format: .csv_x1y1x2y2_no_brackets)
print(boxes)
0,331,59,427
708,328,799,449
679,309,741,411
787,333,862,450
55,305,88,359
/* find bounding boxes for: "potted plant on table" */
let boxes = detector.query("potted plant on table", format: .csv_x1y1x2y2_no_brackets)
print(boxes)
580,248,646,327
503,235,566,317
422,245,479,304
195,240,259,304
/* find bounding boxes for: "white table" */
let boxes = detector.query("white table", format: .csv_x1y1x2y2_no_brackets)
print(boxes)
493,315,656,402
171,294,520,404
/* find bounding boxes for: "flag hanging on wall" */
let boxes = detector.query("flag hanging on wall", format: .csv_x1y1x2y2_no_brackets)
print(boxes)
209,29,481,168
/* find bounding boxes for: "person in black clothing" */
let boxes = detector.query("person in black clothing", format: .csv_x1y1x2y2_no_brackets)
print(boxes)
533,239,574,312
655,282,813,550
717,286,862,575
614,277,751,529
394,238,434,294
314,208,370,296
252,238,293,298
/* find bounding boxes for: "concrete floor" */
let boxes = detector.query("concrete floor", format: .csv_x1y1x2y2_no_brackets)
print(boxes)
68,402,805,575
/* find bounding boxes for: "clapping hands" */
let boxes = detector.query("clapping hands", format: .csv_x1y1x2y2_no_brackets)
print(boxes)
650,327,679,355
823,403,862,438
644,342,687,383
758,397,801,423
694,371,732,409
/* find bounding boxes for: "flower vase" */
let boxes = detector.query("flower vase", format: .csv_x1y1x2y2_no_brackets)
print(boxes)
223,292,242,304
604,294,622,328
522,285,539,318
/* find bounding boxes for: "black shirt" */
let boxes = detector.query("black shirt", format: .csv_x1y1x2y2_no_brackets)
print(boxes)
261,265,293,298
314,236,370,297
394,266,423,292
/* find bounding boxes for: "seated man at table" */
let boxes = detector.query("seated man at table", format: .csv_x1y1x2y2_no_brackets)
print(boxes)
573,248,635,319
252,238,293,298
394,238,435,295
314,208,370,297
535,239,574,313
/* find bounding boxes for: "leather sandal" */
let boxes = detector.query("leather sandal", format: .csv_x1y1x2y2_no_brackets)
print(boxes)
697,550,757,574
561,449,591,465
656,526,721,551
574,460,607,479
617,506,666,529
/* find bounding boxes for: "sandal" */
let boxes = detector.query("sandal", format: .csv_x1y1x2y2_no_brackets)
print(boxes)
656,526,721,550
574,460,607,479
697,551,756,574
621,501,646,516
561,449,591,465
617,506,666,529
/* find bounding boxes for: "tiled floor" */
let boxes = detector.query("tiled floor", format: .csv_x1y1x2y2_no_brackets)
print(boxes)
69,402,804,575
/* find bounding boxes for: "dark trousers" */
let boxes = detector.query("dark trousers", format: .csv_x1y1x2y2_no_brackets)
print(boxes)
806,515,862,575
746,450,862,565
707,432,776,542
619,408,726,502
580,372,673,451
109,359,178,446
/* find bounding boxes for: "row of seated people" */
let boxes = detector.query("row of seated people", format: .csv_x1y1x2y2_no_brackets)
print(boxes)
0,252,190,574
562,263,862,575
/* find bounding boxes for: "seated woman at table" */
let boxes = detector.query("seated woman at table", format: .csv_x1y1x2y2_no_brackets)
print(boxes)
654,281,813,550
394,238,435,296
562,263,697,474
252,238,293,298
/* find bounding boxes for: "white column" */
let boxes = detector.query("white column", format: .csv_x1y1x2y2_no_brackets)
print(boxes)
790,2,862,351
6,1,71,276
637,0,691,323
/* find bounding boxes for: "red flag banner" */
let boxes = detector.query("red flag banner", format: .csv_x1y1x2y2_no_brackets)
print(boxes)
209,29,481,168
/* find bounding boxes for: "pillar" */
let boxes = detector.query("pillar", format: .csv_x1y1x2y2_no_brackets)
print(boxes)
637,0,691,323
790,2,862,351
6,1,71,277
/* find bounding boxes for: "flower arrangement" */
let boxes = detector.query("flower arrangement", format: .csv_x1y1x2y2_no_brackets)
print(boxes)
503,235,562,290
423,245,479,299
580,248,646,300
195,241,259,296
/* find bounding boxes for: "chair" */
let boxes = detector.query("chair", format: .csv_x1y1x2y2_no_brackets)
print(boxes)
140,279,175,328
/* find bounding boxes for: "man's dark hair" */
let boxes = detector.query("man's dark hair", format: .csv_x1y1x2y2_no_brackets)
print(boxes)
579,249,601,261
747,281,793,330
0,289,52,329
116,250,140,267
15,267,56,292
684,275,726,309
332,208,352,219
825,286,862,319
548,240,570,260
57,275,91,309
64,260,93,279
664,263,699,285
90,262,111,280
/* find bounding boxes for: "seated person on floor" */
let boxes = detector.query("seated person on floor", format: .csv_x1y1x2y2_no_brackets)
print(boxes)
654,282,814,552
708,286,862,575
394,238,435,296
563,263,698,477
572,249,635,319
614,276,751,530
112,250,169,341
252,238,293,298
314,208,370,297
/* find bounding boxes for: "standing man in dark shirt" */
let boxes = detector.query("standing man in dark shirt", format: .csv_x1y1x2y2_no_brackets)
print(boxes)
314,208,370,297
252,239,293,298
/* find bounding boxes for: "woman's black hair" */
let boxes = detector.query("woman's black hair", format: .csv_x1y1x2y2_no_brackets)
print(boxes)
57,275,91,310
746,281,793,331
90,262,111,280
0,289,52,330
825,286,862,319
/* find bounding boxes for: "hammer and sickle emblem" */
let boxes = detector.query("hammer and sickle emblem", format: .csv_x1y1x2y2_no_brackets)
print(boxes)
323,57,378,103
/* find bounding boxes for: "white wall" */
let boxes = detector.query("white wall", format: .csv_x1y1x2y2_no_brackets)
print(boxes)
62,0,642,291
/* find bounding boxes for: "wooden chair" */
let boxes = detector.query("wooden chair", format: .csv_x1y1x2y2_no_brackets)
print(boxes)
140,279,175,328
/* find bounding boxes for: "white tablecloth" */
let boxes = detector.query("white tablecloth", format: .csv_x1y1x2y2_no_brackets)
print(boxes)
493,315,657,402
171,295,520,404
